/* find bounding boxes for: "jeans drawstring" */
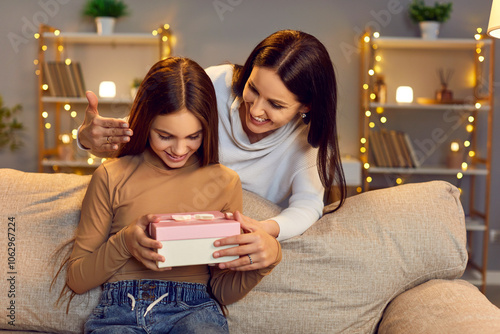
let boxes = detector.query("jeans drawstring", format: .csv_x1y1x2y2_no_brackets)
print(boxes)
144,293,169,317
127,293,136,311
127,292,170,317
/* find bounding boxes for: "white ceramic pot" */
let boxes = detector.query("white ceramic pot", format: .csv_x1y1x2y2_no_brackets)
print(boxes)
419,21,440,40
95,17,116,35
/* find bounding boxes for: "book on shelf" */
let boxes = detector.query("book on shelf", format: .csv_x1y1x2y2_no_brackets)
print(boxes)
369,129,421,168
42,61,86,98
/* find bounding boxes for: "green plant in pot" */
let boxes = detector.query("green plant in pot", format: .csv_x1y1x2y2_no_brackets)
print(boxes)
83,0,129,35
0,95,23,151
409,0,453,39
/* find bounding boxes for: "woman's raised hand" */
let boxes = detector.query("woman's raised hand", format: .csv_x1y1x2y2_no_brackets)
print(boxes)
212,211,280,271
79,91,133,157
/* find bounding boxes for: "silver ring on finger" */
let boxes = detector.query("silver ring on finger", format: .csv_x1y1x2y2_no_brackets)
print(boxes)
106,136,111,144
247,254,253,265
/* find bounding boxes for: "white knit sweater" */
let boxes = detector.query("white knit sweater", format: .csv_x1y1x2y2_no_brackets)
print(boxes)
206,64,324,241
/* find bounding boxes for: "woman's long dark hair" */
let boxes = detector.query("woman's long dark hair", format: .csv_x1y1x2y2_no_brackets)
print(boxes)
117,57,219,166
232,30,346,211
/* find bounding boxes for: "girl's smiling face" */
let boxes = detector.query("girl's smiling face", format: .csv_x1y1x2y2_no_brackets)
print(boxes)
149,108,203,168
241,66,309,143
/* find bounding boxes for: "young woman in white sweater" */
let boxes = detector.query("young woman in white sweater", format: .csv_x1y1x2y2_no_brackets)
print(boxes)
77,29,346,270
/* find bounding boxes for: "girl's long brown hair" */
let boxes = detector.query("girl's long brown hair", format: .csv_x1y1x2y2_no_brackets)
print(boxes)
117,57,219,166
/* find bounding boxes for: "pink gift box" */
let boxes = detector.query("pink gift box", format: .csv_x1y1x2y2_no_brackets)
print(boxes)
149,211,240,268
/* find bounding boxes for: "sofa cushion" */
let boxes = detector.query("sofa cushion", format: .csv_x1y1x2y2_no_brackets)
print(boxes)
0,169,467,333
378,279,500,334
226,180,467,333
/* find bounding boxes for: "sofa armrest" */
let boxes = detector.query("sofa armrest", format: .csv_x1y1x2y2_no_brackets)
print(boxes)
378,279,500,334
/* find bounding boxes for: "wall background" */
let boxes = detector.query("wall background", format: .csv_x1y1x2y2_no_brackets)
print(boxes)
1,0,499,275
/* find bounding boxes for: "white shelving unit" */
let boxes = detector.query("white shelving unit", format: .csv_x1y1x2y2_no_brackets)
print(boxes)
359,32,494,292
36,24,172,173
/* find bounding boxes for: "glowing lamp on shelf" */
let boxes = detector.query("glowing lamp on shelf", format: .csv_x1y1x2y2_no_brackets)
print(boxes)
446,141,462,169
57,133,74,161
99,81,116,98
395,86,413,103
488,0,500,38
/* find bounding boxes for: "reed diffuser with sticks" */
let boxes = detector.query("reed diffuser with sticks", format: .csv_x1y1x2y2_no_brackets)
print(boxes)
436,68,454,102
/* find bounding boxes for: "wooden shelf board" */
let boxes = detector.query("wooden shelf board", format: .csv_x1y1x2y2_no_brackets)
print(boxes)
373,36,492,49
369,102,489,111
42,159,102,168
41,96,133,104
465,216,487,231
367,166,488,176
42,32,157,44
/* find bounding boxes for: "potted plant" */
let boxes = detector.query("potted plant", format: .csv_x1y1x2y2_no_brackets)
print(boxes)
0,95,23,151
83,0,129,35
130,77,142,99
409,0,453,39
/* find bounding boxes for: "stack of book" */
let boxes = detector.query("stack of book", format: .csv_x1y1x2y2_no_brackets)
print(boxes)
369,129,421,168
42,61,86,97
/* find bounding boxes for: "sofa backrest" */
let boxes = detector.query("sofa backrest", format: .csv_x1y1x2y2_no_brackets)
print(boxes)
0,168,467,333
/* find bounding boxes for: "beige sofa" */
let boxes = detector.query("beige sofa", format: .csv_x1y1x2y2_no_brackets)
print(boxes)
1,168,500,333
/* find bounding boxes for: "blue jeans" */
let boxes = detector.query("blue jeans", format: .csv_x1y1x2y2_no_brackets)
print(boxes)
84,280,228,334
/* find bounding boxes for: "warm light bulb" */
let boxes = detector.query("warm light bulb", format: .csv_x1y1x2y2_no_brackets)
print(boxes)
99,81,116,98
450,142,460,152
396,86,413,103
60,133,71,144
364,163,370,169
366,176,372,183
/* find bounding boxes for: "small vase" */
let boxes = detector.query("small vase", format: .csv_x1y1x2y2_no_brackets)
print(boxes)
436,84,453,102
95,17,116,35
419,21,440,40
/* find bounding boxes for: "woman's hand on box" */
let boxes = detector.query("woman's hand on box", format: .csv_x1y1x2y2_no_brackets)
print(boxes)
212,211,280,271
124,214,171,271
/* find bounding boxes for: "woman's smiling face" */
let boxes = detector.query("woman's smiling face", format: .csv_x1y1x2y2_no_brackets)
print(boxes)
240,66,309,143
